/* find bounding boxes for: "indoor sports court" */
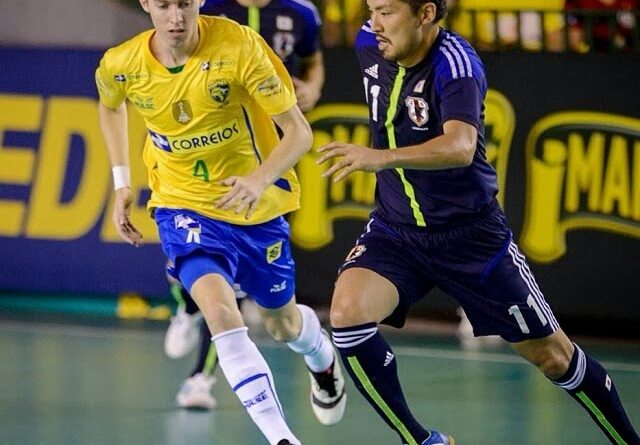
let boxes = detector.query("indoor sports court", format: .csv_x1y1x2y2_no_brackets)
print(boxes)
1,312,638,445
2,1,639,445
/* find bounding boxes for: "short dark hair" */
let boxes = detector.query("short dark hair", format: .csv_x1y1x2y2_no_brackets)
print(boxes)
401,0,447,22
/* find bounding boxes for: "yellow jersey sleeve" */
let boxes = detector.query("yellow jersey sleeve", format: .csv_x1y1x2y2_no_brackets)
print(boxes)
238,26,297,117
95,49,127,109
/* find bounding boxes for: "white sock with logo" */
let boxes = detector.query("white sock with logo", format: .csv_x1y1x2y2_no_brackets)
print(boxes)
213,327,300,445
286,304,335,372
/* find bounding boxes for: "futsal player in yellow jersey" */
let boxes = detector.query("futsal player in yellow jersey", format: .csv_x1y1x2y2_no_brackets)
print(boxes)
96,1,345,443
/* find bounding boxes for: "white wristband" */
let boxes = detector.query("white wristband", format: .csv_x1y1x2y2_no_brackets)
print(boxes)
112,166,131,190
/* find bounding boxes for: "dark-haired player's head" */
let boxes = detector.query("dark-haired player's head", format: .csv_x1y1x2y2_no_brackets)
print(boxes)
367,0,447,66
399,0,447,22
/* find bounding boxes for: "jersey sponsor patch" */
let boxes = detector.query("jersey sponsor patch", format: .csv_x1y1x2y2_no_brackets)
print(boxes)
257,75,283,97
172,100,193,124
148,119,241,153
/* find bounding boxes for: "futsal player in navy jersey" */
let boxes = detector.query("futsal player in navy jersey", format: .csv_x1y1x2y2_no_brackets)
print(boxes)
317,0,640,444
202,0,324,111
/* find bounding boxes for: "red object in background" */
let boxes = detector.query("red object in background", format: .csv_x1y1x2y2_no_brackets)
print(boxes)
565,0,639,50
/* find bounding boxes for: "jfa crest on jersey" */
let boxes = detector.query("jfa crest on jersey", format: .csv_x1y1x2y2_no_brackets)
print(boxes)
202,0,321,76
405,96,429,127
355,23,499,228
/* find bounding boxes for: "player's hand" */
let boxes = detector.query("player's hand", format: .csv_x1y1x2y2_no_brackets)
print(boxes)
317,141,387,182
113,187,143,247
292,77,320,112
216,175,266,220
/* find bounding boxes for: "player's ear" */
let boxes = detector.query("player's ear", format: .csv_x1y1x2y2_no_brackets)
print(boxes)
421,2,437,24
139,0,151,13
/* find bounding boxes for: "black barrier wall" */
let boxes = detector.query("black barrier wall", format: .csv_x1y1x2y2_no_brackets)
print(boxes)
292,48,640,337
0,48,638,336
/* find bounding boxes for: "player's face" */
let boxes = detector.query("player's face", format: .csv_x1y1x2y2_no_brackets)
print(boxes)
140,0,202,48
368,0,435,66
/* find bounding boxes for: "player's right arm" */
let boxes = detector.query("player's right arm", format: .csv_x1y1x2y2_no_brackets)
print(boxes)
96,55,143,247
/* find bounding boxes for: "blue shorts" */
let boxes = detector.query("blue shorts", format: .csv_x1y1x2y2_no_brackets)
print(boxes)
340,208,560,342
155,208,295,309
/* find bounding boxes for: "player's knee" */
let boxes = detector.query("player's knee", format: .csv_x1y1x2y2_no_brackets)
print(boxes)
528,346,571,379
539,353,570,379
262,312,299,342
330,293,368,327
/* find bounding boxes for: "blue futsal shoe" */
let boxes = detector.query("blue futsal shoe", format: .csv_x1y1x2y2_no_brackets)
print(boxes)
420,430,455,445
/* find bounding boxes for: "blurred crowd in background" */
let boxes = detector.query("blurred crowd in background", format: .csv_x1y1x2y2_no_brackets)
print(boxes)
112,0,639,52
317,0,640,52
110,0,639,52
321,0,640,52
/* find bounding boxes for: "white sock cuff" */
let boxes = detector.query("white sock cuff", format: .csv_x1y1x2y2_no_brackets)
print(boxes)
287,305,334,372
212,326,249,359
211,326,248,343
286,304,321,355
555,343,587,390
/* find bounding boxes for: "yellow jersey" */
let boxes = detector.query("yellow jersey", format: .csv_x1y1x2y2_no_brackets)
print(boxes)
96,16,300,225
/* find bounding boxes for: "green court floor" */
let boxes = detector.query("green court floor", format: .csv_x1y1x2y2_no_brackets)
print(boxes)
0,316,638,445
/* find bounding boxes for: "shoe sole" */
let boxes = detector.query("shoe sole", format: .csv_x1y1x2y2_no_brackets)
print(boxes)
309,332,348,426
176,399,217,410
310,390,347,426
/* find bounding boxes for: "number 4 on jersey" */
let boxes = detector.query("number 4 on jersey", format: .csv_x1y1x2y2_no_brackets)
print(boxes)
193,160,210,182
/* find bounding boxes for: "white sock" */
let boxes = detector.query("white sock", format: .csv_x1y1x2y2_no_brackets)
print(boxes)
212,327,300,445
286,304,335,372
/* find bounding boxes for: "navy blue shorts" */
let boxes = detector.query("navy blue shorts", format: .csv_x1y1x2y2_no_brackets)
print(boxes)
339,209,560,342
155,208,295,309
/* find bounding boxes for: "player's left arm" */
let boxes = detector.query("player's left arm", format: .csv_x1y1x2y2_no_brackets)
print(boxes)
292,5,324,112
319,63,484,182
293,50,325,112
216,103,312,217
317,120,476,182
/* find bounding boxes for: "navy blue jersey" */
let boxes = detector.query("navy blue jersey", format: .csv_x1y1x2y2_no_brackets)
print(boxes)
201,0,321,76
356,23,498,228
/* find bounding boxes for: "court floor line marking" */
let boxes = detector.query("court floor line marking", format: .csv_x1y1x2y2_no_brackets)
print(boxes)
1,321,639,373
394,346,640,373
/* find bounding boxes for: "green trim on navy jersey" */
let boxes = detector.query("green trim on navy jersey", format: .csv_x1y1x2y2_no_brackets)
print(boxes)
576,391,628,445
248,6,260,33
170,283,186,310
385,66,426,227
347,355,420,445
203,343,219,375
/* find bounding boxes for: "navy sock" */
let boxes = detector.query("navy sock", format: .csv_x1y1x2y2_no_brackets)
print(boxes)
552,344,640,445
332,323,430,445
190,298,244,377
178,286,200,314
190,321,216,376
